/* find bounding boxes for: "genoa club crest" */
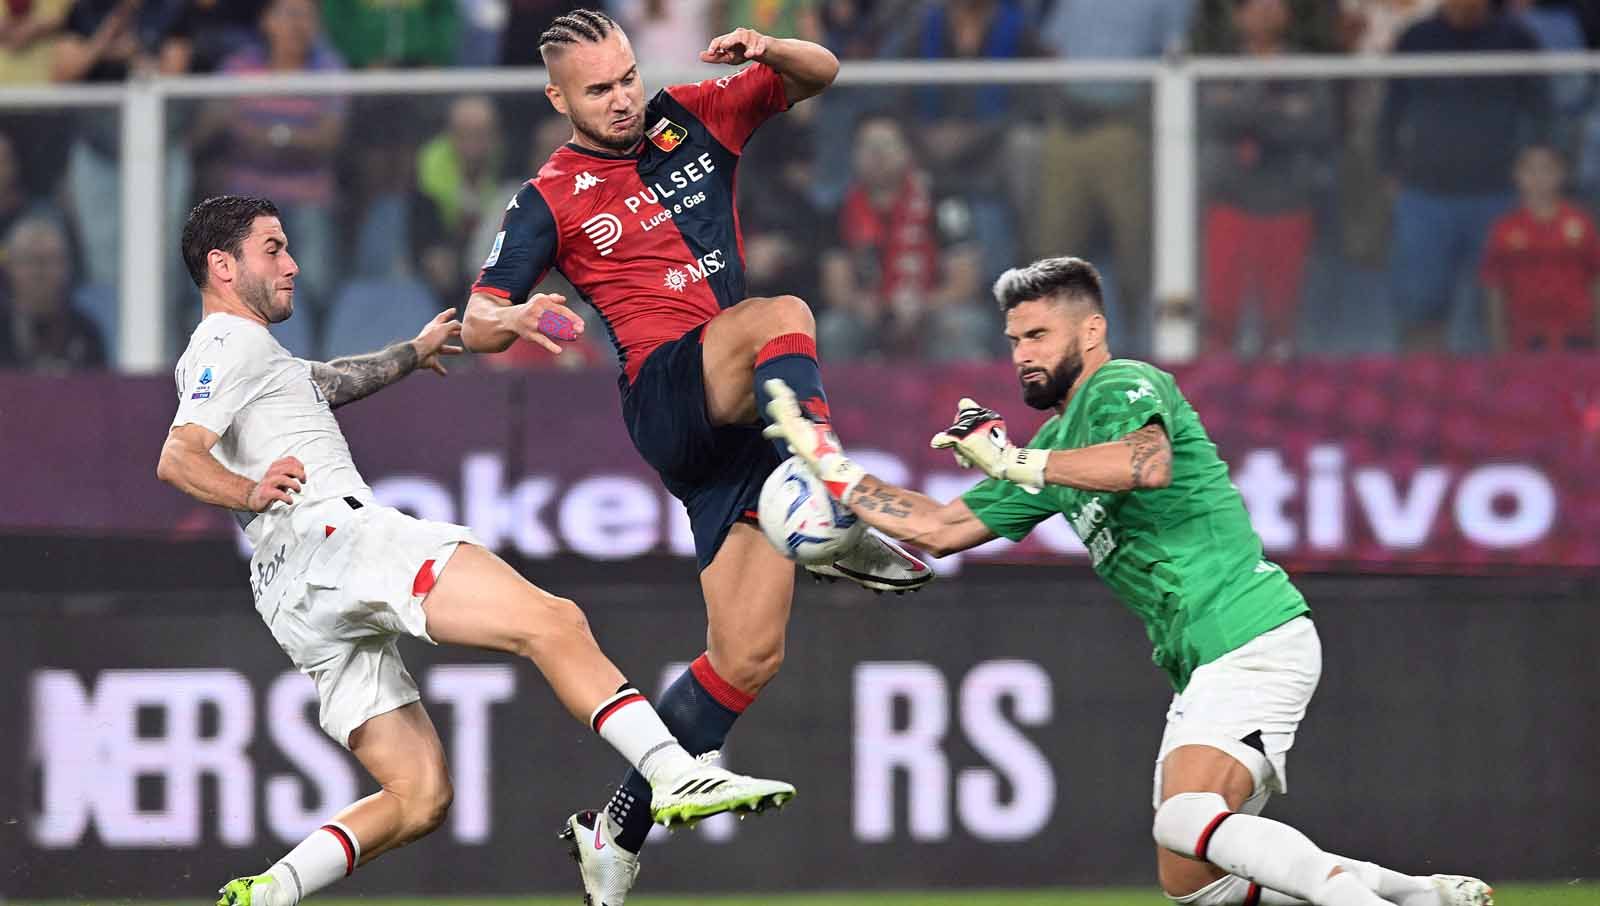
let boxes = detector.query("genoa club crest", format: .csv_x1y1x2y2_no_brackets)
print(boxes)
647,117,686,153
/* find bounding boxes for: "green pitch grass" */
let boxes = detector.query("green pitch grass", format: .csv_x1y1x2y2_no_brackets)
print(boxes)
18,882,1595,906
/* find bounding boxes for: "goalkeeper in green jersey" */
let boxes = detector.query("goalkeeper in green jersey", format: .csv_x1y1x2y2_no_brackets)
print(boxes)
764,257,1491,906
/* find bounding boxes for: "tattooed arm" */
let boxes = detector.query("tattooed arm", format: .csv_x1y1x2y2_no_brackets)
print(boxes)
309,308,463,408
1040,422,1172,492
845,477,998,558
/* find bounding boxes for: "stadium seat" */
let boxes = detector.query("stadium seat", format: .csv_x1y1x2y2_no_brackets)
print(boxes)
321,277,440,360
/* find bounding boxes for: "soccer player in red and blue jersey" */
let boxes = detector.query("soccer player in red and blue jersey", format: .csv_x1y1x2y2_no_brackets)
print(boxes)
460,10,933,902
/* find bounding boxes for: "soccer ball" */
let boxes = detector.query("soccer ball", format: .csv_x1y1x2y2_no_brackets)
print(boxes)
758,456,865,564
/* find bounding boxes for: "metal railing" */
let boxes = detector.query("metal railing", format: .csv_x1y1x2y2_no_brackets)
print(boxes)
13,51,1600,371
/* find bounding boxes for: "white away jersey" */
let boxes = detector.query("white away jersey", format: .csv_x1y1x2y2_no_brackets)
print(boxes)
171,313,370,545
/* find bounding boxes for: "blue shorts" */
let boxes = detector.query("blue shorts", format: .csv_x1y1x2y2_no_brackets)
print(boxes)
621,325,782,570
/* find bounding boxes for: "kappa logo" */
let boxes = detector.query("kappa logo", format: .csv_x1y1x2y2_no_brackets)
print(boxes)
573,171,605,194
647,117,687,153
505,193,520,211
1126,381,1156,404
581,213,623,257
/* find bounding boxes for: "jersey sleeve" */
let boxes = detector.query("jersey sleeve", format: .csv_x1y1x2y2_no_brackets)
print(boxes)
1081,362,1174,446
170,328,276,437
470,181,558,302
665,63,789,153
961,476,1059,542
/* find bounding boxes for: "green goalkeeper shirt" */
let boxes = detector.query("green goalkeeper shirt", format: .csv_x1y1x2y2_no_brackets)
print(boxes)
962,359,1309,691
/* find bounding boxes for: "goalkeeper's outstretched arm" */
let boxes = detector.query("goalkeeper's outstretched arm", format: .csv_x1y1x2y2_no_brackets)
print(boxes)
836,475,998,559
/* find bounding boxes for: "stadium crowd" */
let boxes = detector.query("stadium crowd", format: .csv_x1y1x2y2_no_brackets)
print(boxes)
0,0,1595,372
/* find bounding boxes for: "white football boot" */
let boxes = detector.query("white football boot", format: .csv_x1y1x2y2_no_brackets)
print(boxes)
760,379,937,595
560,810,640,906
1427,875,1494,906
647,750,795,828
807,528,935,594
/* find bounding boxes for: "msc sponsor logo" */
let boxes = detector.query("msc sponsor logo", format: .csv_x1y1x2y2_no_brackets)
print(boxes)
662,249,726,292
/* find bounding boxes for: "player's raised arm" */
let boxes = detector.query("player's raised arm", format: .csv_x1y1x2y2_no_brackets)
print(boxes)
461,181,580,354
700,27,838,104
157,423,305,513
309,308,463,408
930,398,1172,493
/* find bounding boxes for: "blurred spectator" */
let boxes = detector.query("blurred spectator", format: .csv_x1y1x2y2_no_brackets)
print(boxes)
170,0,268,73
819,0,893,59
458,0,505,66
1199,0,1335,358
1190,0,1344,52
191,0,346,314
0,0,70,82
324,0,459,68
881,1,1040,295
1342,0,1440,53
415,95,504,301
739,114,824,302
0,130,71,250
1379,0,1549,351
716,0,821,41
1481,144,1600,352
53,0,190,81
612,0,711,63
54,0,192,289
1033,0,1190,357
818,113,989,361
1336,0,1439,272
499,0,583,66
0,215,104,371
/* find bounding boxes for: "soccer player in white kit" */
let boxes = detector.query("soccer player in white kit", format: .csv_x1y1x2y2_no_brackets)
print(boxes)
158,196,795,906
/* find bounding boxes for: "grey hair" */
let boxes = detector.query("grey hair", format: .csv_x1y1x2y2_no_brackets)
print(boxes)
992,256,1104,313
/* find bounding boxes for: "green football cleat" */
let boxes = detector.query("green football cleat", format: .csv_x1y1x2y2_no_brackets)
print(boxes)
216,875,274,906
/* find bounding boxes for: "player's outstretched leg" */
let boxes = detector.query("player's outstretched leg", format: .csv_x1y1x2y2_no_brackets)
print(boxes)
702,295,933,594
217,703,452,906
1154,792,1493,906
572,525,796,905
423,544,794,822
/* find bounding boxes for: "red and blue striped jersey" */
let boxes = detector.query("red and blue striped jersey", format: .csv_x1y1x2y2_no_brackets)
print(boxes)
470,63,789,383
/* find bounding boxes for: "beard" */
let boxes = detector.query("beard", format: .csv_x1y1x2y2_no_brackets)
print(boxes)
239,268,290,324
575,112,644,153
1018,346,1083,410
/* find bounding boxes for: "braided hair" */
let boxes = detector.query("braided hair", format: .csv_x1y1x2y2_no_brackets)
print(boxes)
538,9,619,64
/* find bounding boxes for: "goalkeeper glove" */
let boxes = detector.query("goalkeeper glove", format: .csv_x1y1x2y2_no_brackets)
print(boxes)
929,398,1046,493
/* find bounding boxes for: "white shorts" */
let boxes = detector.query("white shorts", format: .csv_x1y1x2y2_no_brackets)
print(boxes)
252,500,480,747
1152,615,1321,813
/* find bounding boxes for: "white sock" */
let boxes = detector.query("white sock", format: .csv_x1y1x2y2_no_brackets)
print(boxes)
1334,858,1438,906
256,822,359,906
1154,794,1386,906
589,686,698,785
1313,872,1389,906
